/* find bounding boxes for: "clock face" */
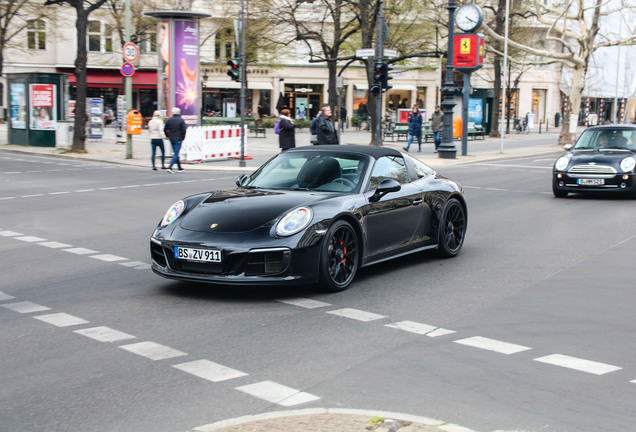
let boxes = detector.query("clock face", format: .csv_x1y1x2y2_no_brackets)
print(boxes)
455,4,483,32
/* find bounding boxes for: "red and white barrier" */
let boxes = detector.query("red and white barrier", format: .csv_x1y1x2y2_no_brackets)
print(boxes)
180,125,248,163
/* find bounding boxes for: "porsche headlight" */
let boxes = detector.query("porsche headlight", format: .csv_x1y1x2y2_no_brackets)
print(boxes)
554,156,569,171
161,200,185,227
620,157,636,172
276,207,313,237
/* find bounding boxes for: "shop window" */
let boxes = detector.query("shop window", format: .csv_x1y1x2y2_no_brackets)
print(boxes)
214,28,235,61
88,20,113,53
27,19,46,51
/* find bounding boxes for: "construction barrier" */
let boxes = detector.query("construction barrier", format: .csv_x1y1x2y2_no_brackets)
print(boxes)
180,125,249,163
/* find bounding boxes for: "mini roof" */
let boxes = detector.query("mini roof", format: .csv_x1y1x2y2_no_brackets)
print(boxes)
290,144,403,159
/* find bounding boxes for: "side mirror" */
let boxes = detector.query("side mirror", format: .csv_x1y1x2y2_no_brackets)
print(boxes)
369,178,401,202
235,174,249,187
563,144,573,151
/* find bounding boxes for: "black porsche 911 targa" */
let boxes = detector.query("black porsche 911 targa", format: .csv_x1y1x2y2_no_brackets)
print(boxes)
553,125,636,198
151,145,467,292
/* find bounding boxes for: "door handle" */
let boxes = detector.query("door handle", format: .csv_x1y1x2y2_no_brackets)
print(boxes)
411,199,422,206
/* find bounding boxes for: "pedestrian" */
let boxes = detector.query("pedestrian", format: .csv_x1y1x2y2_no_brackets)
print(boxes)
431,104,444,153
316,105,339,145
278,108,296,152
403,105,423,152
148,110,166,170
164,107,187,173
309,111,321,144
339,105,347,133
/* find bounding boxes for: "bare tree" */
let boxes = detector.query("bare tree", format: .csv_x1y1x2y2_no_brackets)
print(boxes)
44,0,109,152
484,0,636,145
0,0,48,76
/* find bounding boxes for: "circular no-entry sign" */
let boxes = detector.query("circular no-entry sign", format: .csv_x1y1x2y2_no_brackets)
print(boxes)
123,42,139,62
121,62,135,77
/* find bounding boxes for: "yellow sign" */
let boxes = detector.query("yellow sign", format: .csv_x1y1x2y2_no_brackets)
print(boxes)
460,38,471,54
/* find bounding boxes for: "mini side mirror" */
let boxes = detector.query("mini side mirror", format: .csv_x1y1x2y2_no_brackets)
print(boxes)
235,174,249,187
563,144,573,151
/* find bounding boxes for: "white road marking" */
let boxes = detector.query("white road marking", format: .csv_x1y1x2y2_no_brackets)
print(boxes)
2,301,51,314
121,185,140,189
327,308,387,322
34,312,89,327
277,298,332,309
385,321,456,337
454,336,531,354
49,191,70,195
0,291,16,301
74,189,94,193
534,354,622,375
426,328,457,338
173,359,248,382
99,187,118,191
74,326,136,343
63,247,99,255
90,254,127,262
21,194,45,198
38,241,72,248
0,197,16,200
0,230,23,236
236,381,320,406
14,236,47,243
119,261,151,270
119,341,187,361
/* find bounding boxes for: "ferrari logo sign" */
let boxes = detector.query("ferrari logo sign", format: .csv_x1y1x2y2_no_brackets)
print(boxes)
453,33,485,71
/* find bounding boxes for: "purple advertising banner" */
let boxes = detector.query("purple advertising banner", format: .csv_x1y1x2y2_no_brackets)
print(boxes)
174,20,199,126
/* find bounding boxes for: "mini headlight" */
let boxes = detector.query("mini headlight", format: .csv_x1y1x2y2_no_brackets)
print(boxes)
554,156,569,171
161,200,185,226
620,157,636,172
276,207,313,237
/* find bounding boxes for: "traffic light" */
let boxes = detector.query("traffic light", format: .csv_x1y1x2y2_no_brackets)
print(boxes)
381,62,393,92
371,62,383,96
370,84,381,96
227,59,240,82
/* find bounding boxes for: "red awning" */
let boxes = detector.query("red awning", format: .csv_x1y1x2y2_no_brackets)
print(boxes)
58,68,157,89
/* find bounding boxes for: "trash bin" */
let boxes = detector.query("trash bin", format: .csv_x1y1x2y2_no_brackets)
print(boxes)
555,112,561,128
453,116,463,138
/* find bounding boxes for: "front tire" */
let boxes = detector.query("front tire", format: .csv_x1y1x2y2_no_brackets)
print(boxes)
437,198,466,258
318,220,359,292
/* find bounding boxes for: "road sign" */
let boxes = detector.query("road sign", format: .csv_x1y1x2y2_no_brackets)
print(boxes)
356,49,375,58
122,42,139,62
120,62,135,77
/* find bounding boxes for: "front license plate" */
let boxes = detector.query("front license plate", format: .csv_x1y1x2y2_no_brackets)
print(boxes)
174,246,222,262
578,178,605,186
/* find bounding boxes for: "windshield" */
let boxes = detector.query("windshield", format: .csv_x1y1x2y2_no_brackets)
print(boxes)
574,128,636,150
244,151,369,193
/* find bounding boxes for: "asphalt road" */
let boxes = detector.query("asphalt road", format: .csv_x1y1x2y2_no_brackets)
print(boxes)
2,153,636,432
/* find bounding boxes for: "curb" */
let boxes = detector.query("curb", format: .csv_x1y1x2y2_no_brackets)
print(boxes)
190,408,479,432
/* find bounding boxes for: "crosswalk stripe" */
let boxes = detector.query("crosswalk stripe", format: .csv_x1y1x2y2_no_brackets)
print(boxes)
173,359,248,382
534,354,622,375
235,381,320,406
454,336,531,354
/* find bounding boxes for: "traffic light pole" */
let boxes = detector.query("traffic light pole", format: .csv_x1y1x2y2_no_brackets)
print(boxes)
124,0,132,159
238,0,246,167
374,0,385,147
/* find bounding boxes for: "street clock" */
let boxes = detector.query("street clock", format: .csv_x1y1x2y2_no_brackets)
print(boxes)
455,3,484,32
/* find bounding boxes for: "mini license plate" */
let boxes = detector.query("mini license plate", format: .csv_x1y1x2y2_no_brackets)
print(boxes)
174,246,221,262
578,178,605,186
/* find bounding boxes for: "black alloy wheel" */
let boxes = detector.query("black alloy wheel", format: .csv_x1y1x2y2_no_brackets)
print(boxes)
319,220,359,292
437,198,466,257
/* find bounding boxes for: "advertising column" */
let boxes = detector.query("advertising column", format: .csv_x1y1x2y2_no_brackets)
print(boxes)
174,20,200,127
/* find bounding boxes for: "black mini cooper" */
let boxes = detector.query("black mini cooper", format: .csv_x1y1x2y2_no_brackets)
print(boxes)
553,125,636,198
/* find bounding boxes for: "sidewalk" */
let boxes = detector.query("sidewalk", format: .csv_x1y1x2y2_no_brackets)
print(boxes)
0,122,566,172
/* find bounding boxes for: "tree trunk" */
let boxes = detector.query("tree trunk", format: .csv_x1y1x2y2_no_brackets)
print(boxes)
558,65,585,146
72,8,88,152
489,0,506,138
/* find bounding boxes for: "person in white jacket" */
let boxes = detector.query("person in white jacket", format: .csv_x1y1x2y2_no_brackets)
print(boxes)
148,111,166,170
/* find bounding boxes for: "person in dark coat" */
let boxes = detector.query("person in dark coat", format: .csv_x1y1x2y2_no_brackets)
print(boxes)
278,109,296,152
164,107,187,173
316,105,339,145
430,104,444,152
403,105,423,152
